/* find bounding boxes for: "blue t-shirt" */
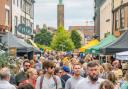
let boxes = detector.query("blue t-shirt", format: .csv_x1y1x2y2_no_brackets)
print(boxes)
121,81,128,89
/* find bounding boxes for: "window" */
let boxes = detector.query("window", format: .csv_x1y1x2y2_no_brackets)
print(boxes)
20,16,22,24
14,16,18,27
120,8,125,29
30,23,33,29
17,0,19,6
23,17,25,24
20,0,22,8
30,5,34,18
14,16,18,34
28,4,31,15
115,11,119,31
26,3,31,15
22,0,25,11
28,20,30,26
13,0,15,4
5,10,9,26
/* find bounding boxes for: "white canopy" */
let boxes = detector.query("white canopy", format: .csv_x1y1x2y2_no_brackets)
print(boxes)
116,51,128,60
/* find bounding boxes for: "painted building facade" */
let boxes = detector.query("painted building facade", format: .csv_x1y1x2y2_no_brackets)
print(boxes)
0,0,11,34
94,0,105,39
12,0,35,38
100,0,113,39
113,0,128,37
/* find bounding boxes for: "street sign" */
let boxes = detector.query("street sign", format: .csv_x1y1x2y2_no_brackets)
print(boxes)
17,24,32,35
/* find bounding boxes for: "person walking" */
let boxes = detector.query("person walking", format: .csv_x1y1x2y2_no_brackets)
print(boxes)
65,63,83,89
75,61,104,89
15,60,31,86
99,80,114,89
35,60,62,89
61,66,71,89
0,67,16,89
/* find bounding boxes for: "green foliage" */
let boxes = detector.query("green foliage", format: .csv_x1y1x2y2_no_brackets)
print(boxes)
0,52,9,68
51,26,75,51
71,30,82,49
0,43,9,68
35,28,53,46
36,43,52,50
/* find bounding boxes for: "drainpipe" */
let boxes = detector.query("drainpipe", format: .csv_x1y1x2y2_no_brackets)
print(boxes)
11,0,12,32
120,0,123,33
32,0,35,41
112,0,114,35
25,0,27,39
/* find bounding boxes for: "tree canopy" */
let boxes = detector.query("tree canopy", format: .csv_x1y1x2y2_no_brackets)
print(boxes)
70,30,82,49
35,28,53,46
51,26,75,51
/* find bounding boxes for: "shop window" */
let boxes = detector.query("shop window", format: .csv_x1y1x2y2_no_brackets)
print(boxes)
13,0,15,4
17,0,19,7
120,8,125,29
115,11,119,31
5,10,9,26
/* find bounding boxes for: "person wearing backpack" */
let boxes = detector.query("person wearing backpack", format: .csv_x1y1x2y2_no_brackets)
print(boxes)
61,66,71,89
35,60,62,89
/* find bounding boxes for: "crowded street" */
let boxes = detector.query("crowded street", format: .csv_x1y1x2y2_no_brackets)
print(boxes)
1,0,128,89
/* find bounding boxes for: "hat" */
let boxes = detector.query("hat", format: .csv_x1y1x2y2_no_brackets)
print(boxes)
62,66,70,73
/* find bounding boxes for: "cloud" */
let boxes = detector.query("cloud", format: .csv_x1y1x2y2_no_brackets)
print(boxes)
34,0,94,29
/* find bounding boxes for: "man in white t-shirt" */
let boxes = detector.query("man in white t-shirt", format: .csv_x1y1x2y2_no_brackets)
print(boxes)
0,67,16,89
75,61,104,89
36,61,62,89
65,63,83,89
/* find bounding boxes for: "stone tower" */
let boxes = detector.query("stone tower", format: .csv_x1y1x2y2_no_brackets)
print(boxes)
57,0,64,29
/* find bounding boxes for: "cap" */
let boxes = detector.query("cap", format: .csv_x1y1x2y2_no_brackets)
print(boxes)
62,66,70,73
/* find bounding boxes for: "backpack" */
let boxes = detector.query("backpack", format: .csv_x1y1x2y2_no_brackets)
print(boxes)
40,75,57,89
61,74,71,89
61,78,66,89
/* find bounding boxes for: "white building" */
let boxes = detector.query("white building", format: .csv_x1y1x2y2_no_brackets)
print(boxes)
12,0,35,38
100,0,112,40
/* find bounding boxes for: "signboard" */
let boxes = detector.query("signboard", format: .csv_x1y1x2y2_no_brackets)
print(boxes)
9,47,16,57
17,24,32,35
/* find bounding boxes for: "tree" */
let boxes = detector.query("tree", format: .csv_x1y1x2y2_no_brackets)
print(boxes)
0,43,9,68
70,30,82,49
34,28,53,46
0,53,9,68
51,26,75,51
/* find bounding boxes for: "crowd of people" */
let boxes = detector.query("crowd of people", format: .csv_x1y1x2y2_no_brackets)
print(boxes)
0,51,128,89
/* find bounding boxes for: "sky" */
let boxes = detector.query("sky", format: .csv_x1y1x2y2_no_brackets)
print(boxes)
34,0,94,29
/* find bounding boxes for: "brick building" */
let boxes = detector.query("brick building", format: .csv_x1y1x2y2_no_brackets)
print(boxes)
0,0,11,34
113,0,128,37
69,26,94,45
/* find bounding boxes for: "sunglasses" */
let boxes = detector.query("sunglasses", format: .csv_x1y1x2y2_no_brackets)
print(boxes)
59,71,62,73
50,66,55,69
24,65,30,67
